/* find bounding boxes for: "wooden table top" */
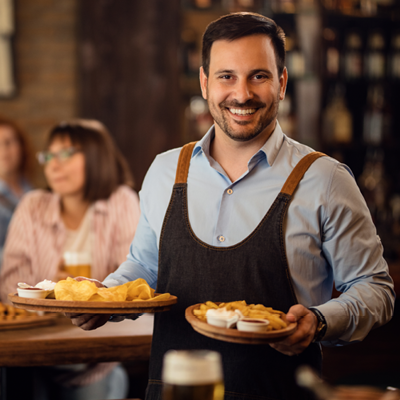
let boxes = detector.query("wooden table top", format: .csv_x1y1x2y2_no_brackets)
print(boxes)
0,313,154,367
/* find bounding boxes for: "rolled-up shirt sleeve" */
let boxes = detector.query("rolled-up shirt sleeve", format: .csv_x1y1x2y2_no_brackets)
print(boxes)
103,211,159,290
314,164,395,345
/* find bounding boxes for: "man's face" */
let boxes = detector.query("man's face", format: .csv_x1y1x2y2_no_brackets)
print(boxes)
200,34,287,143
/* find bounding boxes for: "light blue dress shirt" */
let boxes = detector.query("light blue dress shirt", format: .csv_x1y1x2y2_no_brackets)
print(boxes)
105,122,395,346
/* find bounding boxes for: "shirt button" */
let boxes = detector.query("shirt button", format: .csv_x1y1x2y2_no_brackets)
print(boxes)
227,189,233,195
218,235,225,242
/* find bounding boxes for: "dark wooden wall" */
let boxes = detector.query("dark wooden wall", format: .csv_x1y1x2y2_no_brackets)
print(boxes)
78,0,182,190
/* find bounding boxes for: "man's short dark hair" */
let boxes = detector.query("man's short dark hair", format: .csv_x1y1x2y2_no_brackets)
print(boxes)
202,12,286,77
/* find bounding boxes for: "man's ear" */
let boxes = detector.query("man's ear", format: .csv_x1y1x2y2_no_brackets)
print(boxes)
199,66,208,100
279,67,288,101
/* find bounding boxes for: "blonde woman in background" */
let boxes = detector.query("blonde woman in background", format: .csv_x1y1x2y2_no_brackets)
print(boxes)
0,119,140,400
0,115,34,264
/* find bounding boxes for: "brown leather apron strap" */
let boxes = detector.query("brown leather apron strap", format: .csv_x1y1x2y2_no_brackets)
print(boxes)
280,152,326,196
174,141,197,184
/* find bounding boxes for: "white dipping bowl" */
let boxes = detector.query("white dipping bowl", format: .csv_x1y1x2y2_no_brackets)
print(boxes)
237,318,270,332
206,308,239,329
17,288,52,299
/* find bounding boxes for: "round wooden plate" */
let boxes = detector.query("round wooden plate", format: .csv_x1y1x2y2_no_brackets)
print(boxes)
185,303,297,345
0,313,59,331
9,293,178,314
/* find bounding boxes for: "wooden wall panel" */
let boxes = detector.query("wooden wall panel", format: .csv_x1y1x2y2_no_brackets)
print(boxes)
79,0,182,190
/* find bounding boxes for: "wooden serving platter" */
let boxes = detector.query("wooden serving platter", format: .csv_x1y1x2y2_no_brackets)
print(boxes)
185,303,297,345
9,293,178,314
0,313,59,331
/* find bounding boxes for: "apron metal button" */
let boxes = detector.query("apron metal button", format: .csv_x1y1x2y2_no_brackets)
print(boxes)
227,189,233,195
218,235,225,242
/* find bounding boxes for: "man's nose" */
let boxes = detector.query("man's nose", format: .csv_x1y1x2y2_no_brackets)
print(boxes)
233,79,253,104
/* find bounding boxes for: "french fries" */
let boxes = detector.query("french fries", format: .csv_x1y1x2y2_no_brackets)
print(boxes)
193,300,287,331
0,302,35,321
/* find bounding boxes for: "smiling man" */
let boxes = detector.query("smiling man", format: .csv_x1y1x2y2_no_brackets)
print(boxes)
68,13,395,400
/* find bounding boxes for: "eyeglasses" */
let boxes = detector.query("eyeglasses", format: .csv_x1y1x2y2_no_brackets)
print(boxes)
36,147,81,165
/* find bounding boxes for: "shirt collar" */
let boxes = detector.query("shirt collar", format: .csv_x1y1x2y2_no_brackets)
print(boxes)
193,121,285,167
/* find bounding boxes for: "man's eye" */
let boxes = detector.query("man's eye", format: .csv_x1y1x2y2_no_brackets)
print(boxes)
219,75,232,79
254,74,266,80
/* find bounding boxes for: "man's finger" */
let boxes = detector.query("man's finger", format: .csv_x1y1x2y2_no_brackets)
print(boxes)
70,314,110,330
286,304,309,322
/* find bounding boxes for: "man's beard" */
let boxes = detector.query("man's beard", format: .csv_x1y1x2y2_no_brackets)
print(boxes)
208,95,280,142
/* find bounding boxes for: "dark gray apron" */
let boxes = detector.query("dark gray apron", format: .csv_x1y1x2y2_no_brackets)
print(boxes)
145,142,325,400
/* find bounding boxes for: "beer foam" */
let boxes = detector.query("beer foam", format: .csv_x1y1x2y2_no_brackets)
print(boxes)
162,350,223,385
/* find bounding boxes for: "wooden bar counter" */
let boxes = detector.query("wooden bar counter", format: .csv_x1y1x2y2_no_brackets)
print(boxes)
0,313,153,367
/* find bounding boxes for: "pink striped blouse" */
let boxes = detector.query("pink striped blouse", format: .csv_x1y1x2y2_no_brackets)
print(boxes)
0,185,140,301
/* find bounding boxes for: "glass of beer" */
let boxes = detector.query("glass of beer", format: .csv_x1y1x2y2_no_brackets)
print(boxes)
62,251,91,278
162,350,224,400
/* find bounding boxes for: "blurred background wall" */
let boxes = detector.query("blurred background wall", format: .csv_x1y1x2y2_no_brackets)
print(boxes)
0,0,79,188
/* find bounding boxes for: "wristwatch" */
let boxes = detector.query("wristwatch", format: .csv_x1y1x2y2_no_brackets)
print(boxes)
309,308,327,343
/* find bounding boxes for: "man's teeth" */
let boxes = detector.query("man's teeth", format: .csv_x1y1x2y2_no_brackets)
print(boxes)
229,108,256,115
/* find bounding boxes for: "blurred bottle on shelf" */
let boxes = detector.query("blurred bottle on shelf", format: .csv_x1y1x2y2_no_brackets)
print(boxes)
285,31,306,79
363,84,391,146
194,0,212,8
365,31,386,79
270,0,297,13
323,28,340,78
278,94,296,139
187,0,219,9
389,32,400,79
360,0,378,16
320,0,338,10
221,0,264,12
358,148,389,224
358,148,396,258
181,28,200,76
185,96,213,140
390,194,400,238
343,31,363,79
322,84,353,144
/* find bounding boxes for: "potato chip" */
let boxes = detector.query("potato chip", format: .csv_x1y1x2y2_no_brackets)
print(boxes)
90,285,128,302
54,277,170,302
55,277,98,301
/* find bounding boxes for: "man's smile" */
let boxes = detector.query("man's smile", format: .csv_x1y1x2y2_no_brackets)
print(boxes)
228,108,257,116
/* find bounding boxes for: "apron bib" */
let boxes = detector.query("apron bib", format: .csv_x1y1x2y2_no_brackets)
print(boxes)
146,143,325,400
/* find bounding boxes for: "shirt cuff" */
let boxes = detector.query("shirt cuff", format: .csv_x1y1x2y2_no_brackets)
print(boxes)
102,278,123,288
311,300,349,343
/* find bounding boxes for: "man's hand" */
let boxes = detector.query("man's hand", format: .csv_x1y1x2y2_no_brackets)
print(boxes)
74,276,105,288
64,278,108,330
269,304,318,356
65,313,111,330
